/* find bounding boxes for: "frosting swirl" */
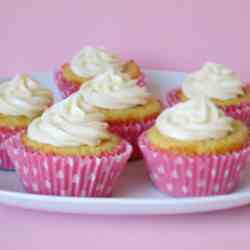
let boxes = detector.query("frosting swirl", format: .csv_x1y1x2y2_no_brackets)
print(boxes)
0,74,52,118
156,98,233,141
27,93,109,147
182,62,243,100
70,46,122,78
80,70,151,109
27,93,108,147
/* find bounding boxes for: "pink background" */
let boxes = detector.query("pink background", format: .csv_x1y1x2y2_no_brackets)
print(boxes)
1,1,250,249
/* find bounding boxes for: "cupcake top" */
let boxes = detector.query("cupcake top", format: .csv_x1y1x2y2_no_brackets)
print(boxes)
27,93,109,147
80,69,151,110
156,98,233,141
0,74,52,118
182,62,243,100
70,46,122,78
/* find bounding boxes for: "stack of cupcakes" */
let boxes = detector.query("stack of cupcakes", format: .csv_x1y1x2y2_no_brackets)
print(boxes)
1,47,160,197
54,47,162,159
138,62,250,197
2,52,250,200
55,46,146,99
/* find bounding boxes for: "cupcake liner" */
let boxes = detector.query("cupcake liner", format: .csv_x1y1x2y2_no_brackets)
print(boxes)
0,127,24,170
108,117,156,160
4,132,132,197
136,73,146,87
54,67,147,99
54,69,80,99
165,85,250,127
138,133,250,197
219,93,250,127
164,88,182,108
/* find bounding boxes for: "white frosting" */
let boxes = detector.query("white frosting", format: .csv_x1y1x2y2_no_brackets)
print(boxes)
183,62,243,100
156,98,233,141
80,70,151,109
27,93,109,147
70,46,122,78
0,74,52,118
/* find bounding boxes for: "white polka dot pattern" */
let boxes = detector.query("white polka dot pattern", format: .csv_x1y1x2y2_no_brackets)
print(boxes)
5,132,132,197
139,132,250,197
0,127,24,170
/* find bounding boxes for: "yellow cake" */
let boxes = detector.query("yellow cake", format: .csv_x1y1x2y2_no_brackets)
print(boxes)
62,60,142,86
147,120,249,156
147,98,250,156
96,99,162,124
177,88,250,107
0,113,37,129
22,132,120,156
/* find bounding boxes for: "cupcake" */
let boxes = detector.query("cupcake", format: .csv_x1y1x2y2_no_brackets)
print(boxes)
0,74,53,170
165,62,250,126
55,46,145,98
79,69,162,159
139,98,250,197
5,93,132,197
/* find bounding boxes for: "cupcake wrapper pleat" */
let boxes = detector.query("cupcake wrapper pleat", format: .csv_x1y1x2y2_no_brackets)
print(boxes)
164,88,182,108
109,118,156,160
4,132,132,197
138,133,250,197
54,69,80,99
221,104,250,127
0,127,24,170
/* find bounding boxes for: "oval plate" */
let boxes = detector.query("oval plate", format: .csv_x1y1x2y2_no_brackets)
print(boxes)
0,70,250,215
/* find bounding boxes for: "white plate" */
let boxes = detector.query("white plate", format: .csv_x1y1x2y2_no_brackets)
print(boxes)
1,70,250,215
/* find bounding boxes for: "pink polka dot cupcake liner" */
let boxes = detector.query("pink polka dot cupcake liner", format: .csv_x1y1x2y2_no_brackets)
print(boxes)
109,117,156,160
164,88,182,108
54,69,80,99
138,133,250,197
220,99,250,128
4,132,132,197
0,127,24,170
54,68,147,99
165,85,250,127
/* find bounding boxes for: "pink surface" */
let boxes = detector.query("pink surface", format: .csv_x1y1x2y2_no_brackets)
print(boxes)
1,1,250,249
0,127,23,170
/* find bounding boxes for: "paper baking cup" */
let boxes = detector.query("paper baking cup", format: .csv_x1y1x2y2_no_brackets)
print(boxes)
164,88,182,108
139,133,250,197
5,133,132,197
54,68,147,99
220,99,250,127
136,73,146,87
54,69,80,99
0,127,24,170
165,85,250,127
109,118,156,160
